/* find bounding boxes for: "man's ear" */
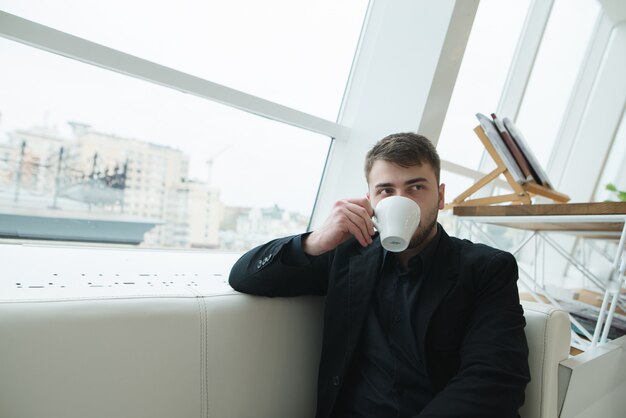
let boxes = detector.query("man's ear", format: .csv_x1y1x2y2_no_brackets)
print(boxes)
438,184,445,210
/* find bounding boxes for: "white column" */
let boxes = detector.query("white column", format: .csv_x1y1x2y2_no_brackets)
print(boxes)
311,0,479,227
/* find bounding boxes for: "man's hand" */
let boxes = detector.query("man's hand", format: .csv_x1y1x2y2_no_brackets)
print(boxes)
303,198,375,256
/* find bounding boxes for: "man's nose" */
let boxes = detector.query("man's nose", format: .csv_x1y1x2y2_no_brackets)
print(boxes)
395,190,408,198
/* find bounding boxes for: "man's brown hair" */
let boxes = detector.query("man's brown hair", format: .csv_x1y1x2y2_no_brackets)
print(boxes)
365,132,441,183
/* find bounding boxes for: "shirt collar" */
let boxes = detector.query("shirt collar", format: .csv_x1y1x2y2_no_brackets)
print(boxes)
381,223,442,273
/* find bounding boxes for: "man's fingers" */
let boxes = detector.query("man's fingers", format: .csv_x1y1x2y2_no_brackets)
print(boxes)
344,220,369,247
321,198,376,249
343,197,374,217
342,201,375,237
339,205,373,246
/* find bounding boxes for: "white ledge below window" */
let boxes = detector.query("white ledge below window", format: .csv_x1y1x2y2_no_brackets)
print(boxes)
0,242,242,302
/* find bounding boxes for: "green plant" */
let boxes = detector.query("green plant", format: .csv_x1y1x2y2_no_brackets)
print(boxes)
606,183,626,202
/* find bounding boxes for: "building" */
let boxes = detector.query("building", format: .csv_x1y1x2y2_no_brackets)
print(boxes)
1,126,66,201
170,179,222,249
0,123,221,248
220,204,309,250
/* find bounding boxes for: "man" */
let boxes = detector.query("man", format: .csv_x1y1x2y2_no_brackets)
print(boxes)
229,133,530,417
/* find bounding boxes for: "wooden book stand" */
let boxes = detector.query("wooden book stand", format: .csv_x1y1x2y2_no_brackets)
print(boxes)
444,126,570,209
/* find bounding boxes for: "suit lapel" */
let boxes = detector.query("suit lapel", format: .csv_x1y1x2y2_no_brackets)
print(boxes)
347,240,383,347
415,229,460,359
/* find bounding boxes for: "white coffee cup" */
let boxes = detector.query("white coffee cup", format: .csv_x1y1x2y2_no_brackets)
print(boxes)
372,196,421,252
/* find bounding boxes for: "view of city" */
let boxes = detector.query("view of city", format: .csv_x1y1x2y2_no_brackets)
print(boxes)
0,120,310,251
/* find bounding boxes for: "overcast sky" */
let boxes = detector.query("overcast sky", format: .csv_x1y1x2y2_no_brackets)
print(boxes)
0,0,367,214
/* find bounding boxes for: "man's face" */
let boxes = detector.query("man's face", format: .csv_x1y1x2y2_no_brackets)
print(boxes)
367,160,445,249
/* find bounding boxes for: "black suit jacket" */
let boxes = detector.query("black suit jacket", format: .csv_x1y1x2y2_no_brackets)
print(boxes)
229,226,530,418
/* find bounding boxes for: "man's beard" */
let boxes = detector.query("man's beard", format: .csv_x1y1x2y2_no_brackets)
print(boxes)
407,206,438,249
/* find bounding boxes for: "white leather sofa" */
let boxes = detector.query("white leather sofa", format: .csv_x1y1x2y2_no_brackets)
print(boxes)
0,282,570,418
520,301,571,418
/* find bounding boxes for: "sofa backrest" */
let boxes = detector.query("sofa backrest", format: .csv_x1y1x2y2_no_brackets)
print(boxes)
520,301,571,418
0,292,324,418
0,291,571,418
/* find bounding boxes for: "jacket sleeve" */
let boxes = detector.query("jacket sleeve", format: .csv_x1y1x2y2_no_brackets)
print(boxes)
418,251,530,418
228,234,332,297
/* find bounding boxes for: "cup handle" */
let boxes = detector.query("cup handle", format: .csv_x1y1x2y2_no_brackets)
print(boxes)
371,217,380,232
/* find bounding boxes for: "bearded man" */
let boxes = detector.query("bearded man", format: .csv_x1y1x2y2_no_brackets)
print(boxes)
229,132,530,418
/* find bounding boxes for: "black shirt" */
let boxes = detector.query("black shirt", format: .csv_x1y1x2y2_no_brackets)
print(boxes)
334,228,441,418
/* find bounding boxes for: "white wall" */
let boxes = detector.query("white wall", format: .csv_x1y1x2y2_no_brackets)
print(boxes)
312,0,478,227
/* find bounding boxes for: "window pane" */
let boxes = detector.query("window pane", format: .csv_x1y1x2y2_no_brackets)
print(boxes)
437,0,531,169
0,38,330,250
515,0,600,169
441,170,475,206
0,0,368,121
595,114,626,202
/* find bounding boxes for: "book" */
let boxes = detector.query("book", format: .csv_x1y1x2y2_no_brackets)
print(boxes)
475,113,526,184
491,113,536,183
502,117,554,190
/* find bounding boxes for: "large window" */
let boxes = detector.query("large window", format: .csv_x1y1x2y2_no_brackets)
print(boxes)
0,0,368,120
515,0,600,169
0,2,369,250
436,0,531,171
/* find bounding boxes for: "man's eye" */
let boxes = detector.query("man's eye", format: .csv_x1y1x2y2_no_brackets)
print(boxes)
378,188,393,195
412,185,424,191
